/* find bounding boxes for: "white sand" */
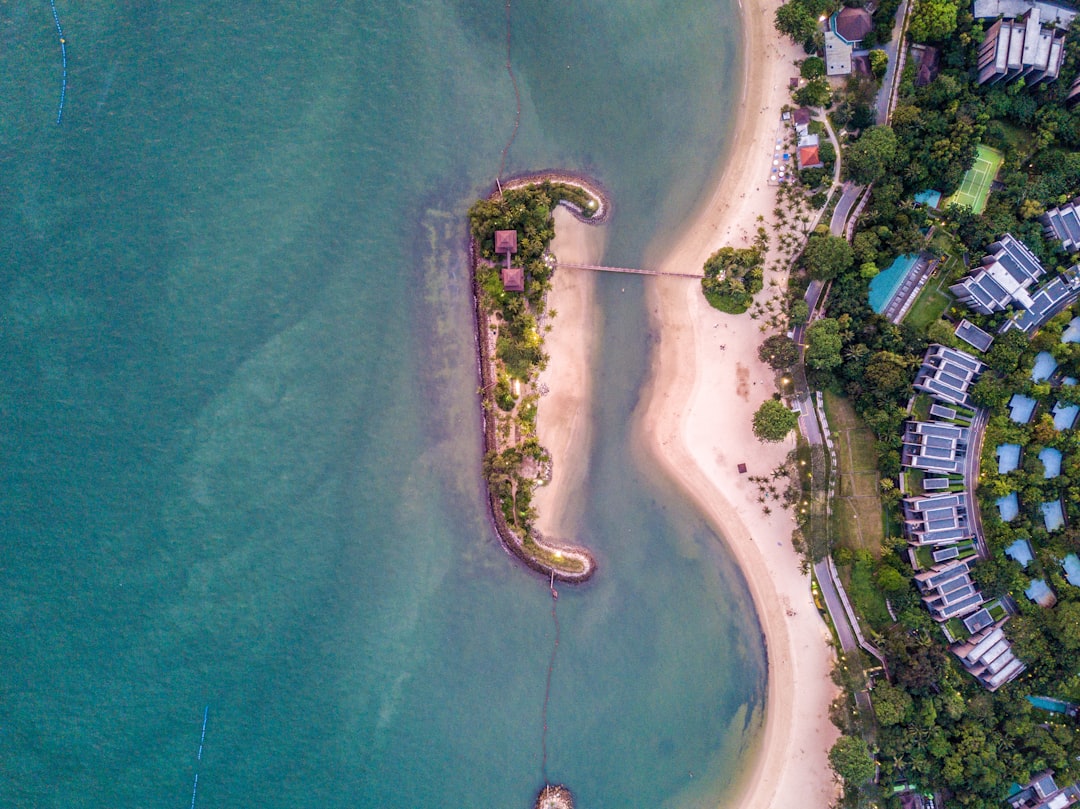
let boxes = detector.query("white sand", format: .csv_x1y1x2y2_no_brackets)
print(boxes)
532,207,607,540
637,0,842,807
532,2,841,804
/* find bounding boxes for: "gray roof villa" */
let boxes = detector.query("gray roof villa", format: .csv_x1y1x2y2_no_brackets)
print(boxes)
915,560,984,621
949,234,1045,314
901,493,974,546
902,421,969,474
913,344,985,406
1006,770,1080,809
976,8,1067,86
954,319,995,352
974,0,1077,28
1003,267,1080,334
1042,198,1080,253
953,624,1027,691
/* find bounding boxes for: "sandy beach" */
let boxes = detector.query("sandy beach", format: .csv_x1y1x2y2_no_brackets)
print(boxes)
532,208,607,541
638,1,842,808
531,0,840,804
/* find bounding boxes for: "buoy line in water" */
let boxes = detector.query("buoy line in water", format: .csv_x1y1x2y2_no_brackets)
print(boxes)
190,706,209,809
541,580,560,783
496,0,521,186
48,0,67,124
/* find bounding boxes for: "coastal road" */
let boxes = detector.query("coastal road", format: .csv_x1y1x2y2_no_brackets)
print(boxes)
830,182,863,237
875,0,911,125
966,406,990,559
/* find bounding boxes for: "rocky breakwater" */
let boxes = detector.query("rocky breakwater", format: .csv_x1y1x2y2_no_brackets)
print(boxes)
468,176,607,583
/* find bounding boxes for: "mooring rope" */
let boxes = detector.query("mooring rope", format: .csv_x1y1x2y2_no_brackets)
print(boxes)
496,0,521,187
48,0,67,124
541,583,560,783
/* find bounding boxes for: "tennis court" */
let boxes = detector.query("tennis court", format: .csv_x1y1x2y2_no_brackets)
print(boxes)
947,144,1002,214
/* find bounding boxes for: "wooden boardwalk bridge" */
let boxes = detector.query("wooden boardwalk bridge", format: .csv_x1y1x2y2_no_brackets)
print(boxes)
555,261,703,279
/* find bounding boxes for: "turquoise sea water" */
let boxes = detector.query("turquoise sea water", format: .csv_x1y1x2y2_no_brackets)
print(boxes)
1,2,763,807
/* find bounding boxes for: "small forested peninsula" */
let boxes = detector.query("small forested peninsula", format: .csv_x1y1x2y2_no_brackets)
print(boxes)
467,176,606,582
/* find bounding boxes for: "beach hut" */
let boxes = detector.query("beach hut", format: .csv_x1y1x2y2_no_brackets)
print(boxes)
501,266,525,293
494,230,518,255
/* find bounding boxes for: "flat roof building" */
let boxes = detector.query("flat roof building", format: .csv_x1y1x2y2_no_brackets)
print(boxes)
955,319,995,352
913,344,985,406
952,623,1027,691
1007,770,1080,809
950,234,1045,314
824,31,853,76
902,493,974,546
1042,198,1080,253
902,421,969,474
977,8,1067,86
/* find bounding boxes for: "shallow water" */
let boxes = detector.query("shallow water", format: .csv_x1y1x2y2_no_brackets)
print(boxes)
0,1,763,806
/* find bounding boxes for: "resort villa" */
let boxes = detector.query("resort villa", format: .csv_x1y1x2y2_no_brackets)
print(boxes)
912,344,985,406
901,493,974,546
824,6,871,76
954,319,995,353
1006,770,1080,809
976,7,1068,86
1041,198,1080,253
899,344,1026,690
949,234,1045,314
948,232,1080,334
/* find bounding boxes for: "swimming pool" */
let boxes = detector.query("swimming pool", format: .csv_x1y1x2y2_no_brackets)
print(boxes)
868,254,920,314
997,443,1021,474
997,492,1020,522
1032,351,1059,382
1009,394,1038,424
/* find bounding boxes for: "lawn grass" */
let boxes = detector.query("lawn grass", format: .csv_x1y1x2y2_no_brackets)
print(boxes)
823,390,885,557
904,273,954,333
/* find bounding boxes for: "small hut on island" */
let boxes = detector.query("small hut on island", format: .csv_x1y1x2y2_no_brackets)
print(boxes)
495,228,525,292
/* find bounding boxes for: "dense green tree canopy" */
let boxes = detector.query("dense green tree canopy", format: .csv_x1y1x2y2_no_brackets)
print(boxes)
829,735,876,784
800,56,826,79
775,1,818,43
908,0,959,42
759,334,800,369
805,318,845,370
803,233,855,280
701,246,765,313
752,398,799,442
845,126,898,185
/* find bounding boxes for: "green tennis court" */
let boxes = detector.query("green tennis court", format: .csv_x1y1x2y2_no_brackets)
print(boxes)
948,144,1002,214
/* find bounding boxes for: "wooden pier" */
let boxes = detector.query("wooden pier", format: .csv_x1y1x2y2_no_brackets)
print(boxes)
555,261,703,279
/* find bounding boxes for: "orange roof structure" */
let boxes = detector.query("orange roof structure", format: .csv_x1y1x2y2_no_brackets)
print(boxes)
798,144,823,170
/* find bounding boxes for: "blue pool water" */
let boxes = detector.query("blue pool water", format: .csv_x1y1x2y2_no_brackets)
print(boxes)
997,492,1020,522
1005,538,1034,567
1063,554,1080,586
1063,317,1080,343
1010,394,1039,423
1040,447,1062,478
868,254,920,313
1043,500,1066,531
914,190,942,208
1032,351,1059,382
1054,402,1079,430
1027,695,1076,713
997,444,1022,474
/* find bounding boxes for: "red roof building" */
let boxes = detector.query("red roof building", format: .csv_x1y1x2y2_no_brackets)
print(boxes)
501,266,525,292
833,7,873,44
798,144,823,170
494,230,518,255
